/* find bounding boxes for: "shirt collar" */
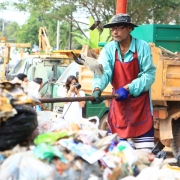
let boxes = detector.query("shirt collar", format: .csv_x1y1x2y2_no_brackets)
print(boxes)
114,36,136,53
129,36,136,53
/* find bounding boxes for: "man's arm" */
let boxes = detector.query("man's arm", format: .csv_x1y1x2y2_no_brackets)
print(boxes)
128,44,156,97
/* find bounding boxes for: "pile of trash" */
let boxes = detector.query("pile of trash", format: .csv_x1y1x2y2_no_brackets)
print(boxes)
0,82,37,151
0,82,180,180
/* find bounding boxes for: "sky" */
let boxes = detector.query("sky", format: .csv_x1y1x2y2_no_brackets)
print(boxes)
0,10,29,25
0,0,89,26
0,0,29,25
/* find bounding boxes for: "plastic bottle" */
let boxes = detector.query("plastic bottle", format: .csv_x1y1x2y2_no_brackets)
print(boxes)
36,105,42,112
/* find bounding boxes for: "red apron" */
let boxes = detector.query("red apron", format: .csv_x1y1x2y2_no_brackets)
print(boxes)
108,50,152,138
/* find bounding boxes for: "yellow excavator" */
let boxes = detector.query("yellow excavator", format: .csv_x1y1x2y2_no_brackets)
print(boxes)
0,36,31,81
37,27,81,64
38,27,52,54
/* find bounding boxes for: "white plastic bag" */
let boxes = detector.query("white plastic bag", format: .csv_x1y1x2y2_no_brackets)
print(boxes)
0,151,61,180
37,111,63,133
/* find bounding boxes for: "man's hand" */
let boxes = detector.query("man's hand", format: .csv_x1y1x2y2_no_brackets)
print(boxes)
115,87,129,101
92,90,104,104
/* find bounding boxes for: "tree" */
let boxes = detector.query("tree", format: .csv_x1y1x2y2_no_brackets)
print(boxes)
2,0,180,48
15,14,42,45
10,0,180,28
0,19,20,42
10,0,115,34
5,22,20,42
14,12,81,49
128,0,180,24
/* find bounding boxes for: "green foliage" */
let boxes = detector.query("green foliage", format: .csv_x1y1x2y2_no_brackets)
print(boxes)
99,28,112,42
89,16,99,48
72,16,111,48
0,19,20,43
127,0,180,24
15,14,42,45
5,22,20,42
73,36,89,46
59,22,70,49
2,0,180,49
0,2,9,9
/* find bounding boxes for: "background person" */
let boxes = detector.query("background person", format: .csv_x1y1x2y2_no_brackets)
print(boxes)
91,13,156,152
62,75,85,121
33,77,45,111
17,73,28,85
10,73,28,85
34,77,43,90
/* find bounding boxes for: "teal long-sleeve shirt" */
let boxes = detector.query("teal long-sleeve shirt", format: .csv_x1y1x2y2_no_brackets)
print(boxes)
92,37,156,114
92,37,156,97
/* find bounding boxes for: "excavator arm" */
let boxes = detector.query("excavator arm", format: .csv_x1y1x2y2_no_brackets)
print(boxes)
38,27,52,54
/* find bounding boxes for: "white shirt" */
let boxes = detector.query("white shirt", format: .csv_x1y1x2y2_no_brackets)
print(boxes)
62,89,85,121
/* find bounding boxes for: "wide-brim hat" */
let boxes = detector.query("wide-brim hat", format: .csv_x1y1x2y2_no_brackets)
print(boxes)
103,13,138,28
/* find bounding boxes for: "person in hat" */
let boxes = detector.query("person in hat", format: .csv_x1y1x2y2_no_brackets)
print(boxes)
92,13,156,152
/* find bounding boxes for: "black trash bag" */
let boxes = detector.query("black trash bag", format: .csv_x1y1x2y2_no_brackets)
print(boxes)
0,105,37,151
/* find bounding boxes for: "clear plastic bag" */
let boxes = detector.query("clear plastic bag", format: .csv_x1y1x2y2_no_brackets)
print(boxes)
0,151,61,180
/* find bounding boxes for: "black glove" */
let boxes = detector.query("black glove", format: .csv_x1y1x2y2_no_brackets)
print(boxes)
91,90,104,104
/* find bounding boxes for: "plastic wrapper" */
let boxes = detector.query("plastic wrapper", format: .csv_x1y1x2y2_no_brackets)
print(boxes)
113,141,138,167
34,131,69,145
33,143,67,163
0,105,37,151
59,138,105,164
93,133,119,150
101,141,140,178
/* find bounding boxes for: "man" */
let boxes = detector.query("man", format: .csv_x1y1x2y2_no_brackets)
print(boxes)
92,14,156,152
17,73,28,85
10,73,28,85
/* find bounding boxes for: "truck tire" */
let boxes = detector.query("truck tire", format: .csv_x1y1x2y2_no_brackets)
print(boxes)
171,119,180,157
99,113,108,131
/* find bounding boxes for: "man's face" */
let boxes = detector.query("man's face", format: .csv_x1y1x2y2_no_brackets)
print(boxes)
110,25,132,43
23,77,28,85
